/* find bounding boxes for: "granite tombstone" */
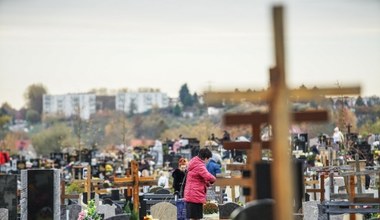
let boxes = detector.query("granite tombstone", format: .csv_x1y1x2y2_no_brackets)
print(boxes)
151,202,177,220
0,174,17,220
219,202,241,219
20,169,61,220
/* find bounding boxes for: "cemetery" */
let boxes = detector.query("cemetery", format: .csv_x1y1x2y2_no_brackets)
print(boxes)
0,4,379,220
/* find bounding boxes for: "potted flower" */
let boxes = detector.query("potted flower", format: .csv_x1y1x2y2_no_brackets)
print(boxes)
77,199,101,220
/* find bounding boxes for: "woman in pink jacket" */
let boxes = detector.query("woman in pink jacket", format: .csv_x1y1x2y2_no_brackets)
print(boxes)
184,148,216,220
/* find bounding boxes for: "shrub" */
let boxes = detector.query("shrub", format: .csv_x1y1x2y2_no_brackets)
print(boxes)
203,202,218,214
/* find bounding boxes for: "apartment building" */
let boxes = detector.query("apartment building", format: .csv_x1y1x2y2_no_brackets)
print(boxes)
43,93,96,120
115,91,169,114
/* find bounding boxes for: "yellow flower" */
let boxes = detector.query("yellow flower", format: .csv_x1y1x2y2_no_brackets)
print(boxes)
105,164,113,172
143,215,153,220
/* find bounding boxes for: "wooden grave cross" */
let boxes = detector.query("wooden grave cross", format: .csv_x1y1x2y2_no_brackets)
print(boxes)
205,5,360,220
61,165,104,204
216,110,328,202
113,160,157,213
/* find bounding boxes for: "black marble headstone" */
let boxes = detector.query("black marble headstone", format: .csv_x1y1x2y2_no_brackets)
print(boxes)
82,192,95,205
155,189,171,194
255,162,272,199
27,170,55,220
218,202,240,219
74,167,85,179
104,214,131,220
91,164,100,177
0,175,17,220
111,190,120,201
81,149,92,163
21,169,61,219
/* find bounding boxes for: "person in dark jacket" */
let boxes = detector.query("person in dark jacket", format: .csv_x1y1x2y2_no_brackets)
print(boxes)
172,158,188,196
206,153,221,177
184,148,216,220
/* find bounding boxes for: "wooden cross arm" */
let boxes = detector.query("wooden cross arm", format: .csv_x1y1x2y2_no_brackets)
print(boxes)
224,110,328,126
114,177,133,183
289,86,360,100
214,177,252,187
306,189,324,193
304,180,320,185
204,90,269,104
226,163,249,170
72,179,104,184
223,141,251,150
204,86,360,104
113,177,157,186
223,141,272,150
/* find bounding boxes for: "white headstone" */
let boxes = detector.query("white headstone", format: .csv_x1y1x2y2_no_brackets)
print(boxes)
97,204,116,219
0,208,8,220
302,201,319,220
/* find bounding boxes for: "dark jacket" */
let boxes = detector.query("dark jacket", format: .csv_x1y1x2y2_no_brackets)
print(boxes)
206,159,221,177
172,168,186,193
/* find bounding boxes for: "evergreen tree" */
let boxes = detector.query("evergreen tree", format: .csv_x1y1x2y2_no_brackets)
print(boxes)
355,96,365,106
24,83,47,114
179,84,193,107
193,92,199,105
173,104,181,116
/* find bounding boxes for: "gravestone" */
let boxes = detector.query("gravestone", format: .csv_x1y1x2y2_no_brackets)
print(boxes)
303,201,319,220
101,199,122,214
111,189,120,201
30,159,41,168
148,186,163,193
60,205,67,220
91,164,100,177
104,214,131,220
218,202,241,219
114,204,123,215
0,208,8,220
155,188,171,194
97,204,116,219
150,202,177,220
231,199,274,220
67,204,82,220
20,169,61,220
17,160,26,173
0,174,17,220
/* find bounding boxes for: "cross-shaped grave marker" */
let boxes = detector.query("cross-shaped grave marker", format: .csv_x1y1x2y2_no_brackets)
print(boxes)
217,110,328,202
113,160,157,213
61,165,104,204
205,5,360,220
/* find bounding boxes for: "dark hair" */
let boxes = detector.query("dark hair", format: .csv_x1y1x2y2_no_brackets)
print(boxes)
198,148,212,160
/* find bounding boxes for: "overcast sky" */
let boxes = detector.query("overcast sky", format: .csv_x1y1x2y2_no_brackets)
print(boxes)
0,0,379,109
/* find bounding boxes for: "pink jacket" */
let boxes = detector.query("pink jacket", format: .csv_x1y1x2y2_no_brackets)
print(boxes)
184,156,216,203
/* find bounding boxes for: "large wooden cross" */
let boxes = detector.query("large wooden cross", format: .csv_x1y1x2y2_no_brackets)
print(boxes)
206,5,360,220
113,160,157,212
